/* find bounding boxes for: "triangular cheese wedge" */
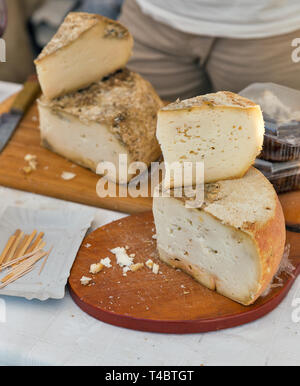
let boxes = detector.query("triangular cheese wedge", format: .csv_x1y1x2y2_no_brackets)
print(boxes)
157,92,265,188
35,12,133,99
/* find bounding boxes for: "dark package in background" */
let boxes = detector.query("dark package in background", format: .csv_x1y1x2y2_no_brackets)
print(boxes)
240,83,300,162
255,159,300,194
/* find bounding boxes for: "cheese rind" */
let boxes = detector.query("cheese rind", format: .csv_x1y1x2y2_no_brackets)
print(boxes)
157,91,265,188
35,12,133,99
38,70,163,182
153,168,286,306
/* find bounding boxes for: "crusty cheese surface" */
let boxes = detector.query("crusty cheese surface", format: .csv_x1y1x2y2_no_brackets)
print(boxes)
38,70,163,181
35,12,133,99
153,168,286,306
157,91,265,188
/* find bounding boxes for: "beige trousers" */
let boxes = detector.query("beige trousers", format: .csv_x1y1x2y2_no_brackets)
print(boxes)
0,0,43,83
120,0,300,101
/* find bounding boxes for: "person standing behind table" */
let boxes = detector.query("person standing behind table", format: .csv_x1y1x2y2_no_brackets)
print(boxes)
119,0,300,101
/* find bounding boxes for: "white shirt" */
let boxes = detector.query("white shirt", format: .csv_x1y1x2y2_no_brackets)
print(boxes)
136,0,300,38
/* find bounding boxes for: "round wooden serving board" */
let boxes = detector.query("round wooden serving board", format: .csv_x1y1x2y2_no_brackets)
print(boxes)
69,212,300,334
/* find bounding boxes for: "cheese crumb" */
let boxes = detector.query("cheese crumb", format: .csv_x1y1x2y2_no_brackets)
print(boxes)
84,243,92,248
89,263,104,274
23,154,38,173
100,257,112,268
61,171,76,180
80,276,92,286
22,166,32,174
24,154,37,162
29,161,37,170
111,247,134,267
152,234,157,240
123,266,131,276
152,263,159,275
130,263,144,272
145,259,154,269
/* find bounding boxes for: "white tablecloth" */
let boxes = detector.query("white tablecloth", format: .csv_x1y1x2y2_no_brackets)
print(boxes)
0,82,299,366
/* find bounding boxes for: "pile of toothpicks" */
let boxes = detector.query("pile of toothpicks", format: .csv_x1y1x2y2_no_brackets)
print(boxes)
0,229,52,289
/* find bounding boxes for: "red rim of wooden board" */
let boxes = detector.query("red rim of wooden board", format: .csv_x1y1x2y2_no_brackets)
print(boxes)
69,212,300,334
69,275,297,334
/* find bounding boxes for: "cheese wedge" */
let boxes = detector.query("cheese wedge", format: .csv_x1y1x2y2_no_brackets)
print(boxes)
153,168,286,306
157,92,265,188
35,12,133,99
38,70,163,183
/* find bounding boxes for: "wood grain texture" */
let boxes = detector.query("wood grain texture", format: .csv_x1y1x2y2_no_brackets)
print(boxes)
0,96,152,214
69,212,300,334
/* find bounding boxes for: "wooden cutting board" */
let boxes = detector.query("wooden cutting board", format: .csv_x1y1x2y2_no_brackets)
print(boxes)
0,95,152,214
0,94,299,218
69,212,300,334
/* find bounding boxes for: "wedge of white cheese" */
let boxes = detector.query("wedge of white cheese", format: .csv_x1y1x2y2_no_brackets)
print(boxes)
35,12,133,99
153,168,286,306
157,91,265,188
38,70,163,183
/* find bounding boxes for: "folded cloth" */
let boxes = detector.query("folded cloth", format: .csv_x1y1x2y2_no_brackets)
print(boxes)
77,0,124,19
